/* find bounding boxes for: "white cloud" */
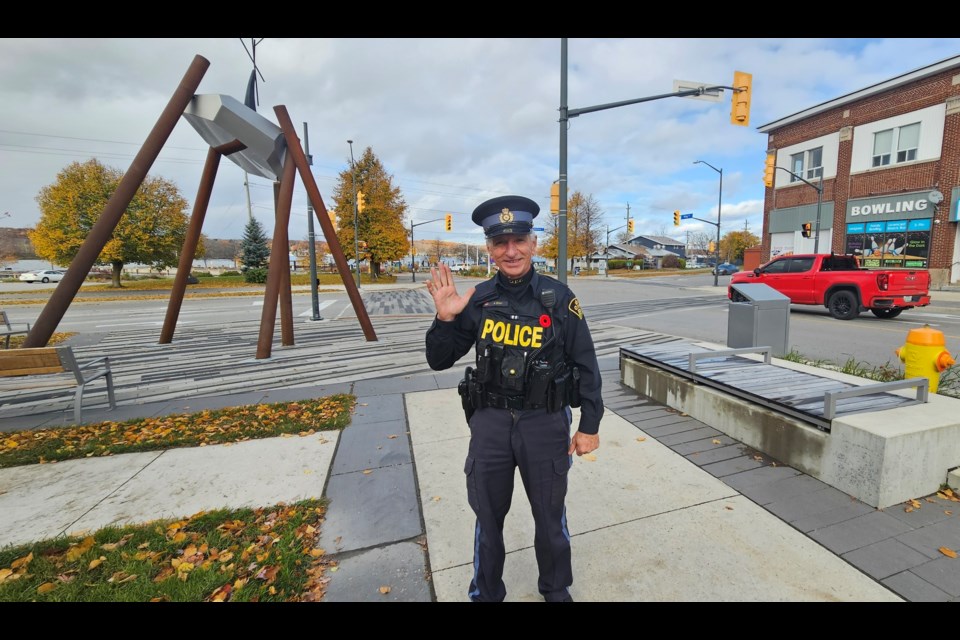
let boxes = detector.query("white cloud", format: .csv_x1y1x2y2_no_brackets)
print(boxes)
1,37,958,245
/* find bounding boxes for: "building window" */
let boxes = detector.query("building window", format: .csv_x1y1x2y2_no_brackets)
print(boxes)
896,122,919,163
806,147,822,180
790,152,804,183
790,148,822,182
873,123,919,167
872,129,892,166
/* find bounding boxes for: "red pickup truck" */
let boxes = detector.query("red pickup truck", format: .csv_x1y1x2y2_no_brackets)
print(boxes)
728,253,931,320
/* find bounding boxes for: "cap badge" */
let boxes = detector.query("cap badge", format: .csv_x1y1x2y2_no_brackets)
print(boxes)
499,208,514,223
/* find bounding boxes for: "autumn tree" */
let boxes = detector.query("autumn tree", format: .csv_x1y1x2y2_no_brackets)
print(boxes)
331,146,409,279
538,190,604,273
30,159,191,287
720,229,761,263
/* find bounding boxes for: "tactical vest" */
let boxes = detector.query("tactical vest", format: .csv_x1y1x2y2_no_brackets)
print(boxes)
458,285,576,414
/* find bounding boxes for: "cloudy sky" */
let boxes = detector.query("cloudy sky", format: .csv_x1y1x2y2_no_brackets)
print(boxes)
2,37,960,247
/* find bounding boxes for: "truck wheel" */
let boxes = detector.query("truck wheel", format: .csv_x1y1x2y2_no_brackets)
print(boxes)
871,308,903,319
828,291,859,320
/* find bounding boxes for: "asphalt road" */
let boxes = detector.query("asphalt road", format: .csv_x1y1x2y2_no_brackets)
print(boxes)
3,271,960,373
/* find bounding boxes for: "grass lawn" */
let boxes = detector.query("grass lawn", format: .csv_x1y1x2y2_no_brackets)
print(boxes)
0,394,355,602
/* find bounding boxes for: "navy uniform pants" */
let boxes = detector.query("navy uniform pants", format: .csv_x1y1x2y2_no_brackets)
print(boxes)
463,404,574,602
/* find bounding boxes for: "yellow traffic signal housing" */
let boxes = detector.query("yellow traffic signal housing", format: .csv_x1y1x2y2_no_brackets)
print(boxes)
730,71,752,127
708,240,716,252
627,219,634,234
550,182,560,214
763,153,776,188
445,213,452,232
801,222,812,238
673,210,680,226
357,190,366,213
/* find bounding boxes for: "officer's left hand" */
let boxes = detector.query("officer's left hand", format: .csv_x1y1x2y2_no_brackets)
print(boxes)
569,431,599,456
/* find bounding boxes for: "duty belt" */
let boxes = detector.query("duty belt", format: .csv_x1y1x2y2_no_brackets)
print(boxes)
484,391,545,411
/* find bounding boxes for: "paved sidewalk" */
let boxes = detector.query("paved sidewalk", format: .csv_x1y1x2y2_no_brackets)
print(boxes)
5,353,958,601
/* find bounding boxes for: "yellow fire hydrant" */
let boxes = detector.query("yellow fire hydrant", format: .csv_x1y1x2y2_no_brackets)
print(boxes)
895,324,955,393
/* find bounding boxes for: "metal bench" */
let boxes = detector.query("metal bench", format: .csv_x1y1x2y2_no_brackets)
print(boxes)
1,310,31,349
0,346,116,424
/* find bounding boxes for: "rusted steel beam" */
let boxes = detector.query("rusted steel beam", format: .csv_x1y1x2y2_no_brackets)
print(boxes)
256,149,297,359
273,105,377,341
25,55,211,348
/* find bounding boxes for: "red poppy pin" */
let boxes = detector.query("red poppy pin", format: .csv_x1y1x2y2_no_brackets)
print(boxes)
539,314,551,328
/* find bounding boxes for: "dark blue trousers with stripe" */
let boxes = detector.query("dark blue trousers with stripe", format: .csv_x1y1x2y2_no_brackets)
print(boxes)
463,405,573,602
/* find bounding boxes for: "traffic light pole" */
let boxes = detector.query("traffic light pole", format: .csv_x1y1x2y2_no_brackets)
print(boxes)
775,166,824,253
604,223,628,278
694,160,723,287
410,218,444,282
559,38,742,285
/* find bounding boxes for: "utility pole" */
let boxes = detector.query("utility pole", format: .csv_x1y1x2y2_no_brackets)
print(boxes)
303,122,322,321
244,173,253,221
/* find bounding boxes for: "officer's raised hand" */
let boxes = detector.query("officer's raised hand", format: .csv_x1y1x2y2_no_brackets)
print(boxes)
426,262,475,322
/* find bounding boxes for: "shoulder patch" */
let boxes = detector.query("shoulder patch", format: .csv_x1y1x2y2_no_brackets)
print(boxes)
568,297,584,320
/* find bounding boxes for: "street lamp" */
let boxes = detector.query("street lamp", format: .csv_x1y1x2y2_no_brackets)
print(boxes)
347,140,360,289
303,123,322,321
694,160,722,287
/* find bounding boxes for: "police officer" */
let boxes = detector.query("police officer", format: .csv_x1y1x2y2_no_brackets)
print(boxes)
424,194,603,602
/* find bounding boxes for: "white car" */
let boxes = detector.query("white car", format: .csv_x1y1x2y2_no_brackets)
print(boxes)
18,269,65,284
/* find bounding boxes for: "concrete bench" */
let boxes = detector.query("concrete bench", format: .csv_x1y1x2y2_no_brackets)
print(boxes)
0,346,116,424
1,310,31,349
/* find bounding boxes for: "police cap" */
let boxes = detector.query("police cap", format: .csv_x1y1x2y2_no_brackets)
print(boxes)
471,195,539,238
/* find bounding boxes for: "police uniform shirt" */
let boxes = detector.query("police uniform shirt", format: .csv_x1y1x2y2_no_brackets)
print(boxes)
425,269,604,435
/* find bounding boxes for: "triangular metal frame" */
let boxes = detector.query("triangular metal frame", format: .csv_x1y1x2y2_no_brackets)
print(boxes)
22,54,378,358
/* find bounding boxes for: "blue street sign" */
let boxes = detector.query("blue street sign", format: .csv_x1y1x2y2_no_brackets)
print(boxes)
533,227,544,231
681,214,693,219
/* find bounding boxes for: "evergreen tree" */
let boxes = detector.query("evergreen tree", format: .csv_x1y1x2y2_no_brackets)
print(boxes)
240,216,270,270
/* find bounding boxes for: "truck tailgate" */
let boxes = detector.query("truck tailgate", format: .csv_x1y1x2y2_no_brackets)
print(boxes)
884,270,930,295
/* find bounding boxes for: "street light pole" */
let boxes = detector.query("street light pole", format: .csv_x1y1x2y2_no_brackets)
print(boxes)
694,160,722,287
303,122,322,321
347,140,361,289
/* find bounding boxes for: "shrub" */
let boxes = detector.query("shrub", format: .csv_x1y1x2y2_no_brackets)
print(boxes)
195,271,214,278
244,267,268,284
220,270,241,277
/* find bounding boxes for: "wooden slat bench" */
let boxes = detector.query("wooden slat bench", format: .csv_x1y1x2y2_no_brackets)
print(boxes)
1,311,31,349
0,346,116,424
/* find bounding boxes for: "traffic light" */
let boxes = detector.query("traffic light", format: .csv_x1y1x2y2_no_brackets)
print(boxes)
801,222,812,238
763,153,776,188
673,210,680,226
550,182,559,214
356,190,366,213
730,70,752,127
627,219,634,234
445,213,452,231
708,240,716,252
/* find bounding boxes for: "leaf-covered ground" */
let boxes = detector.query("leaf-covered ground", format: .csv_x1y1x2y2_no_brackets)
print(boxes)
0,394,356,601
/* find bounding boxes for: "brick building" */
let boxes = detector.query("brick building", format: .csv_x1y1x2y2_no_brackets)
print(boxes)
757,55,960,287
